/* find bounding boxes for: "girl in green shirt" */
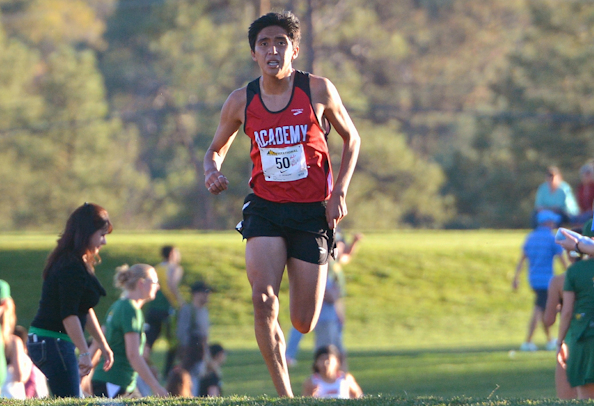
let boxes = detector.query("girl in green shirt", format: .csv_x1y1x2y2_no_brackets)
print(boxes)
557,240,594,398
91,264,168,398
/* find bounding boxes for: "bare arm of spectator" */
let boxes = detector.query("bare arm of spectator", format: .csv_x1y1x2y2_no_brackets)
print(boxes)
512,252,526,290
558,230,594,256
544,275,563,328
557,291,575,369
125,332,168,397
340,233,363,264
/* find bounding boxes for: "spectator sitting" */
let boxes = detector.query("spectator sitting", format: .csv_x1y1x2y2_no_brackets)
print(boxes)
0,280,13,395
166,366,192,397
1,298,31,399
534,166,579,227
8,326,48,399
198,344,226,397
302,345,362,398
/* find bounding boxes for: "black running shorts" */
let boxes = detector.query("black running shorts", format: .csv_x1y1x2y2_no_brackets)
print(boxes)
236,193,334,265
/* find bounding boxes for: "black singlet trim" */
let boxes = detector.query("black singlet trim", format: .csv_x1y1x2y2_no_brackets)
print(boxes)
243,70,330,136
295,71,331,137
255,74,297,114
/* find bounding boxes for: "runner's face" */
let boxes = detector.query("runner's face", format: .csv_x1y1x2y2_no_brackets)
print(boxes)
251,26,299,78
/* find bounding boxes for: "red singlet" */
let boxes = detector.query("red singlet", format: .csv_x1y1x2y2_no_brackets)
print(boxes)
244,70,332,203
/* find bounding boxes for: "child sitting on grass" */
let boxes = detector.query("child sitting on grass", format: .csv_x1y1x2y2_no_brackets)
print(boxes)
166,366,192,397
302,345,362,399
198,344,226,397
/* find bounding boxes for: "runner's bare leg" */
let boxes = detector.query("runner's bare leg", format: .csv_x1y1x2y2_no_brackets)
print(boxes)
287,258,327,333
246,236,292,397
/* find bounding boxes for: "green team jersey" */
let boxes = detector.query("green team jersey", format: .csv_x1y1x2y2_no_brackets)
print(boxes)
0,279,11,388
564,258,594,341
93,298,146,392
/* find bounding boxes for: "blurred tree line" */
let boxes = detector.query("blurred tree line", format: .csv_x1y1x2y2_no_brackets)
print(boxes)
0,0,592,230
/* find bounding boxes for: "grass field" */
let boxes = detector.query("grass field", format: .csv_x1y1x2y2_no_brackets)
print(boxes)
0,230,573,403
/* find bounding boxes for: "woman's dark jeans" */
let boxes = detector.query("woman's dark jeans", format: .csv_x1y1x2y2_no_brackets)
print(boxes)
27,334,80,397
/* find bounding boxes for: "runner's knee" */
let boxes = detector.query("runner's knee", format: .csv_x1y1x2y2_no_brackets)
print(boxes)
252,290,279,320
292,316,315,334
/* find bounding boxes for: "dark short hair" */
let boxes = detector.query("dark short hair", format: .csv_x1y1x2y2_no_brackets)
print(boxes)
209,343,225,358
248,11,301,52
191,280,211,294
161,245,175,260
312,344,342,373
547,166,561,177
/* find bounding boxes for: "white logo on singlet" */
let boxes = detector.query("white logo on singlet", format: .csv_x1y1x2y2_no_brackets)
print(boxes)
291,109,304,116
254,125,308,149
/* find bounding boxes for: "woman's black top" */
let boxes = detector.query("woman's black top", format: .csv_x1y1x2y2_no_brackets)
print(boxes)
31,255,106,333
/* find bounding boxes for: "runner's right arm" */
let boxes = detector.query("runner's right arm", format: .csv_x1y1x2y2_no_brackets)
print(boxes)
204,88,246,195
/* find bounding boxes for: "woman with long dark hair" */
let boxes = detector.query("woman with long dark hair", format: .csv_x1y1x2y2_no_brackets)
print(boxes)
27,203,114,397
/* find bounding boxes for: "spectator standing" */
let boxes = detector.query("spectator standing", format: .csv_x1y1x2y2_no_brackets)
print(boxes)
513,210,568,351
557,225,594,399
544,236,581,400
534,166,579,226
27,203,114,397
577,162,594,225
177,281,210,396
91,264,168,398
145,246,184,378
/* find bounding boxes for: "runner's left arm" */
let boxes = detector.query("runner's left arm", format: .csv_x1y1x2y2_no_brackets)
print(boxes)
312,76,361,229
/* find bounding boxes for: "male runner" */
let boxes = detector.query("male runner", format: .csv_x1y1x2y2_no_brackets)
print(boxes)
203,11,360,397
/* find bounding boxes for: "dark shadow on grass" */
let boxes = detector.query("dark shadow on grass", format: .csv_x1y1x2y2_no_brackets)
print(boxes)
346,344,539,358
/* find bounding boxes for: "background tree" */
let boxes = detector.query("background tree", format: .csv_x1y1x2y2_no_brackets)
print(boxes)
0,0,592,230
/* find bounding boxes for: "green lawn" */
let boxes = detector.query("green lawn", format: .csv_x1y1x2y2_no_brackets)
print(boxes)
0,230,569,401
215,346,558,399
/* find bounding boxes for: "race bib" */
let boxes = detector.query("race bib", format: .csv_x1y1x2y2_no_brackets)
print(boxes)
260,144,308,182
